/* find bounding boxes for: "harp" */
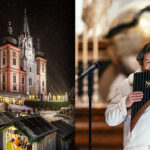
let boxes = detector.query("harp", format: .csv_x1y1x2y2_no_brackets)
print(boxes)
131,71,150,131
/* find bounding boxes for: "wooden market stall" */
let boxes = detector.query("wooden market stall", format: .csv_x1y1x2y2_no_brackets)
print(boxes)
0,112,57,150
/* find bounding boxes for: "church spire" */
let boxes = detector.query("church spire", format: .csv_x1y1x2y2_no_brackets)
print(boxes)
23,9,30,36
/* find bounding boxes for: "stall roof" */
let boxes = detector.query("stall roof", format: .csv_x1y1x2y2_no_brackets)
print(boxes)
51,120,74,139
14,116,57,141
0,112,17,128
0,112,57,141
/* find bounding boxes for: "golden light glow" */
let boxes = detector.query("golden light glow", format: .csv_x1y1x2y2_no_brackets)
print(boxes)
26,94,68,101
95,104,101,109
0,96,24,105
140,18,147,27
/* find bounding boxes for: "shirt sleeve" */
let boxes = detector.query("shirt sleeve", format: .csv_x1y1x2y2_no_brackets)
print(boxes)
105,86,128,126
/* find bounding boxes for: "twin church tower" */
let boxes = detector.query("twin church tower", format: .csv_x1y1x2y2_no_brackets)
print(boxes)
0,10,47,96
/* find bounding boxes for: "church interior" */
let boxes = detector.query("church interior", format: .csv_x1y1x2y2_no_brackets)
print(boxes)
75,0,150,149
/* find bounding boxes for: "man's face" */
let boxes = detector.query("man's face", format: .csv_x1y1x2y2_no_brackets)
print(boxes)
143,52,150,71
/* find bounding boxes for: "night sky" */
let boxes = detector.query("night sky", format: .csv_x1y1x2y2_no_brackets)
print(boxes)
0,0,75,95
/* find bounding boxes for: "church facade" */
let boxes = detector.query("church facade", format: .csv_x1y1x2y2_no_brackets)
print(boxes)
0,10,47,96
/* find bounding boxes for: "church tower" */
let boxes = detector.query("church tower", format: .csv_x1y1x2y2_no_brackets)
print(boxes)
18,9,38,95
0,21,25,93
35,39,47,95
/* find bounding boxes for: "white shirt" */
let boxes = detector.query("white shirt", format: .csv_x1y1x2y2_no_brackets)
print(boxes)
105,72,150,150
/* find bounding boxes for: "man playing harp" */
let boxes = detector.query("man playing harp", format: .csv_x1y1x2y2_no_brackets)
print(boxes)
105,43,150,150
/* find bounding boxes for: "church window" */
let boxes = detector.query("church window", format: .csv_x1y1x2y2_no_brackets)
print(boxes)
42,81,44,92
42,63,44,73
42,87,44,92
3,51,6,56
22,76,24,84
2,74,5,83
3,58,5,65
13,85,16,91
13,58,16,65
2,51,6,66
13,52,16,57
30,67,32,72
22,86,24,91
42,81,44,86
13,75,16,83
2,84,6,91
29,78,32,85
13,52,16,65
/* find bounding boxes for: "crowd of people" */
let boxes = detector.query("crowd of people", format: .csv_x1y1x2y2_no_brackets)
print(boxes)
7,134,32,150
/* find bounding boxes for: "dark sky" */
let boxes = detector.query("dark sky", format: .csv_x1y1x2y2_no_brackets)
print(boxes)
0,0,75,95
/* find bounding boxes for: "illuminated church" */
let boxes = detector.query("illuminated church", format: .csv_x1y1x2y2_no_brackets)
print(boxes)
0,10,47,98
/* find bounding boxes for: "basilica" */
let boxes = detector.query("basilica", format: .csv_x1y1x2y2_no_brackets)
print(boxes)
0,10,47,99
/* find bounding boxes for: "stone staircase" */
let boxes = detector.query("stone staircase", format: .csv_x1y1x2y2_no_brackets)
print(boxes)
75,108,123,150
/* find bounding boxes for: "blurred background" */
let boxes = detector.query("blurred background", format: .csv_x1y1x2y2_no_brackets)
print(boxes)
75,0,150,149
